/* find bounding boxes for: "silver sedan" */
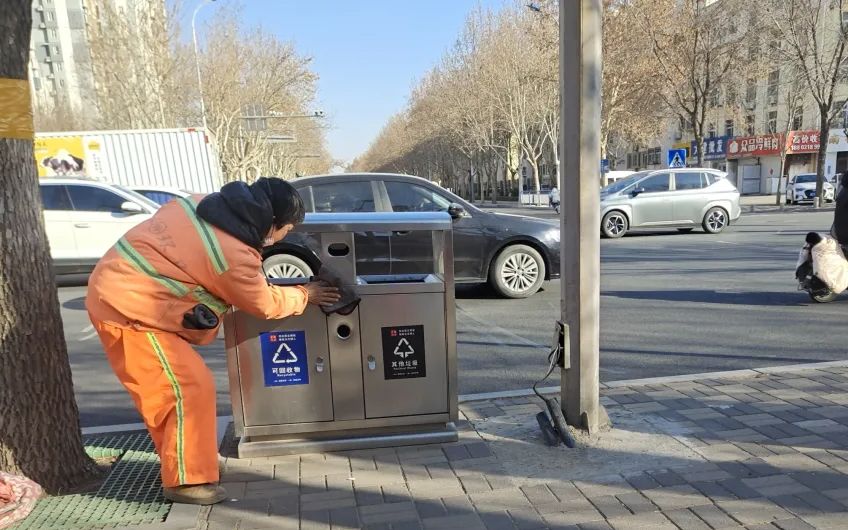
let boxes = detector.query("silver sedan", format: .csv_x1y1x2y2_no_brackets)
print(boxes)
600,168,741,238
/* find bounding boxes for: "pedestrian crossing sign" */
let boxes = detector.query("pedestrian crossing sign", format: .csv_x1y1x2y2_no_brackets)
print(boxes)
668,149,686,168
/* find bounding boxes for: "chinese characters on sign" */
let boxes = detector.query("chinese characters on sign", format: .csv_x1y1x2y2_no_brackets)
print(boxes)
690,136,730,161
381,325,426,380
726,134,783,159
260,330,309,387
785,130,821,154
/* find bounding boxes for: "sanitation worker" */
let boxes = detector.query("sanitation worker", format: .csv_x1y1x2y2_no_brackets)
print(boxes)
86,178,340,505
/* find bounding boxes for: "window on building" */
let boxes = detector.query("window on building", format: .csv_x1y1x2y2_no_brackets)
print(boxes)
33,77,41,91
55,62,62,71
59,79,64,88
767,111,778,134
709,89,720,108
46,10,54,21
831,100,848,128
748,42,759,62
842,10,848,29
49,29,57,38
746,115,755,136
767,70,779,106
746,80,757,107
793,108,804,131
725,120,735,137
708,123,716,137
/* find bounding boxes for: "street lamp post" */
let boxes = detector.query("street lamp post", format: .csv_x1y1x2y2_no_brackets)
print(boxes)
560,0,604,432
192,0,215,130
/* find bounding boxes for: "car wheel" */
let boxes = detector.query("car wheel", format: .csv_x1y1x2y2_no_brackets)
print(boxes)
262,253,314,279
677,228,694,233
702,207,728,234
786,196,793,205
490,244,546,299
601,211,628,238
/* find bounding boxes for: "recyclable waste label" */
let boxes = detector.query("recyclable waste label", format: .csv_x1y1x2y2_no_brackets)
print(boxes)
260,330,308,386
381,325,426,379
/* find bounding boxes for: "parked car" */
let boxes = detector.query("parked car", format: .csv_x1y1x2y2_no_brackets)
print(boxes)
264,173,561,298
39,178,159,275
600,168,741,238
785,173,835,205
131,186,191,206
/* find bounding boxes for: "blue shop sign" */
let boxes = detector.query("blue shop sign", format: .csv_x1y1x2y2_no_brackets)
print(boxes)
691,136,730,161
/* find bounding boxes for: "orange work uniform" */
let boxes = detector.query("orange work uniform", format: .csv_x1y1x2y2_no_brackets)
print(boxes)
86,195,307,487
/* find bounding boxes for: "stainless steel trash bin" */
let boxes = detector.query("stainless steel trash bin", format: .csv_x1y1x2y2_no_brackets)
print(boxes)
225,212,458,457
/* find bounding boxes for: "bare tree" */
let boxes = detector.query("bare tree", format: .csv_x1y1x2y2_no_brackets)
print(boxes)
86,0,190,129
765,0,848,207
193,7,329,181
634,0,752,166
1,0,101,493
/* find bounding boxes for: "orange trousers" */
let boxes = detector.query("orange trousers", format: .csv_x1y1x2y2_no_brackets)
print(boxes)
92,320,220,487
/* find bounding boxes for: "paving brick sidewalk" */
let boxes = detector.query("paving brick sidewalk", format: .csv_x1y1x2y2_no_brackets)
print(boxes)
151,363,848,530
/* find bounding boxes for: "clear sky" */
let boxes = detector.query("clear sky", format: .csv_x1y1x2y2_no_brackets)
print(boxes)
196,0,506,165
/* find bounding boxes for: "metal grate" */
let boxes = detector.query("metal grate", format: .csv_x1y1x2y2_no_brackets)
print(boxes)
12,432,171,530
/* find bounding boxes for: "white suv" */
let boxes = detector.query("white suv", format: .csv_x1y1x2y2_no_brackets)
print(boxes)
39,179,159,275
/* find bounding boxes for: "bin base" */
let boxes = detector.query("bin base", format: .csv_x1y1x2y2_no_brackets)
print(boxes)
236,422,458,458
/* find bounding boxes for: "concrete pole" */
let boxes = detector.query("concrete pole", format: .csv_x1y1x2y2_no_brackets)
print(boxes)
560,0,603,432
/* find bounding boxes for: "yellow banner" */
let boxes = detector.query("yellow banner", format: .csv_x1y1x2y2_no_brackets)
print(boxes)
34,136,87,177
0,78,34,140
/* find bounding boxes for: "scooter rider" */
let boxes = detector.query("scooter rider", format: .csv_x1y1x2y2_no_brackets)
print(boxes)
86,178,340,505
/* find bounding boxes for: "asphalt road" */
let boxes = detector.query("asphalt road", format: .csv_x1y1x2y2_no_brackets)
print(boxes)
59,208,845,427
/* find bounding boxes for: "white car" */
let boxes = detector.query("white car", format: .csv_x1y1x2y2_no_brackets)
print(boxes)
131,186,191,206
786,173,835,205
39,178,159,275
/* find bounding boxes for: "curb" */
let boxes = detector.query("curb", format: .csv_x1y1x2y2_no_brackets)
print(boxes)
81,360,848,432
457,359,848,403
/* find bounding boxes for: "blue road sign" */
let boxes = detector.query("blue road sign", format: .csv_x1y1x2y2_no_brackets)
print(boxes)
667,149,687,168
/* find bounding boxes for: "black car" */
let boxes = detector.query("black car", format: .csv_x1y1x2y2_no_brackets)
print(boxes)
262,173,561,298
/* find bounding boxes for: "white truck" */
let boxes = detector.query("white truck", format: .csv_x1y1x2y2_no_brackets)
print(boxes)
34,127,223,193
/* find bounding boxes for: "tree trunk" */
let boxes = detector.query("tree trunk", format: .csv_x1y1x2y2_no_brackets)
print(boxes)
777,152,788,207
528,157,541,205
0,0,101,494
815,111,829,209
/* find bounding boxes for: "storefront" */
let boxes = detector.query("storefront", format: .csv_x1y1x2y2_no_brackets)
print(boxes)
725,134,782,194
784,130,821,183
690,136,730,171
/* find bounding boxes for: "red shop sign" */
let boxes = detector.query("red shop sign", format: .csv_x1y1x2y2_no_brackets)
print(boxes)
726,134,783,159
785,130,821,154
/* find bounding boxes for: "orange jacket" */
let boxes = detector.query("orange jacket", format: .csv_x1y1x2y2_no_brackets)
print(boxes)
86,195,308,345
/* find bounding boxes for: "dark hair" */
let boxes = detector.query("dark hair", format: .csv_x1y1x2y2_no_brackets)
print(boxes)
253,177,306,228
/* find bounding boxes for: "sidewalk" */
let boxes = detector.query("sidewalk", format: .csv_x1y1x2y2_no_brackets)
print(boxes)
100,361,848,530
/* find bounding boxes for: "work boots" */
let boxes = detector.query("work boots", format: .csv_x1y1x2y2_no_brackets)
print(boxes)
163,483,227,505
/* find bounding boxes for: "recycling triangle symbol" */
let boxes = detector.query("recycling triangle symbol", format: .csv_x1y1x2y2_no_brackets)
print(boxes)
394,338,415,359
272,342,298,364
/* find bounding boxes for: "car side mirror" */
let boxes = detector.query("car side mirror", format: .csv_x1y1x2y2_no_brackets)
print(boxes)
447,203,468,220
121,201,145,214
631,188,645,197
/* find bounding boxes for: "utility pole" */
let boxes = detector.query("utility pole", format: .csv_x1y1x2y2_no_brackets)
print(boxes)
560,0,603,431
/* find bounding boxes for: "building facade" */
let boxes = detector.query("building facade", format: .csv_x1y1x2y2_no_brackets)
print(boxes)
29,0,96,116
622,2,848,194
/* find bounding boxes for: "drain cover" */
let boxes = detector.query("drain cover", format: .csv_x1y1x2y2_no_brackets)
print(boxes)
12,433,171,530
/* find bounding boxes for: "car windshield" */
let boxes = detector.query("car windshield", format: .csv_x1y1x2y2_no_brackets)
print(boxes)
795,174,816,184
114,184,161,210
603,171,650,194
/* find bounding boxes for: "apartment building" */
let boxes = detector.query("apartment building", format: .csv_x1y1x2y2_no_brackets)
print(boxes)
622,1,848,195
